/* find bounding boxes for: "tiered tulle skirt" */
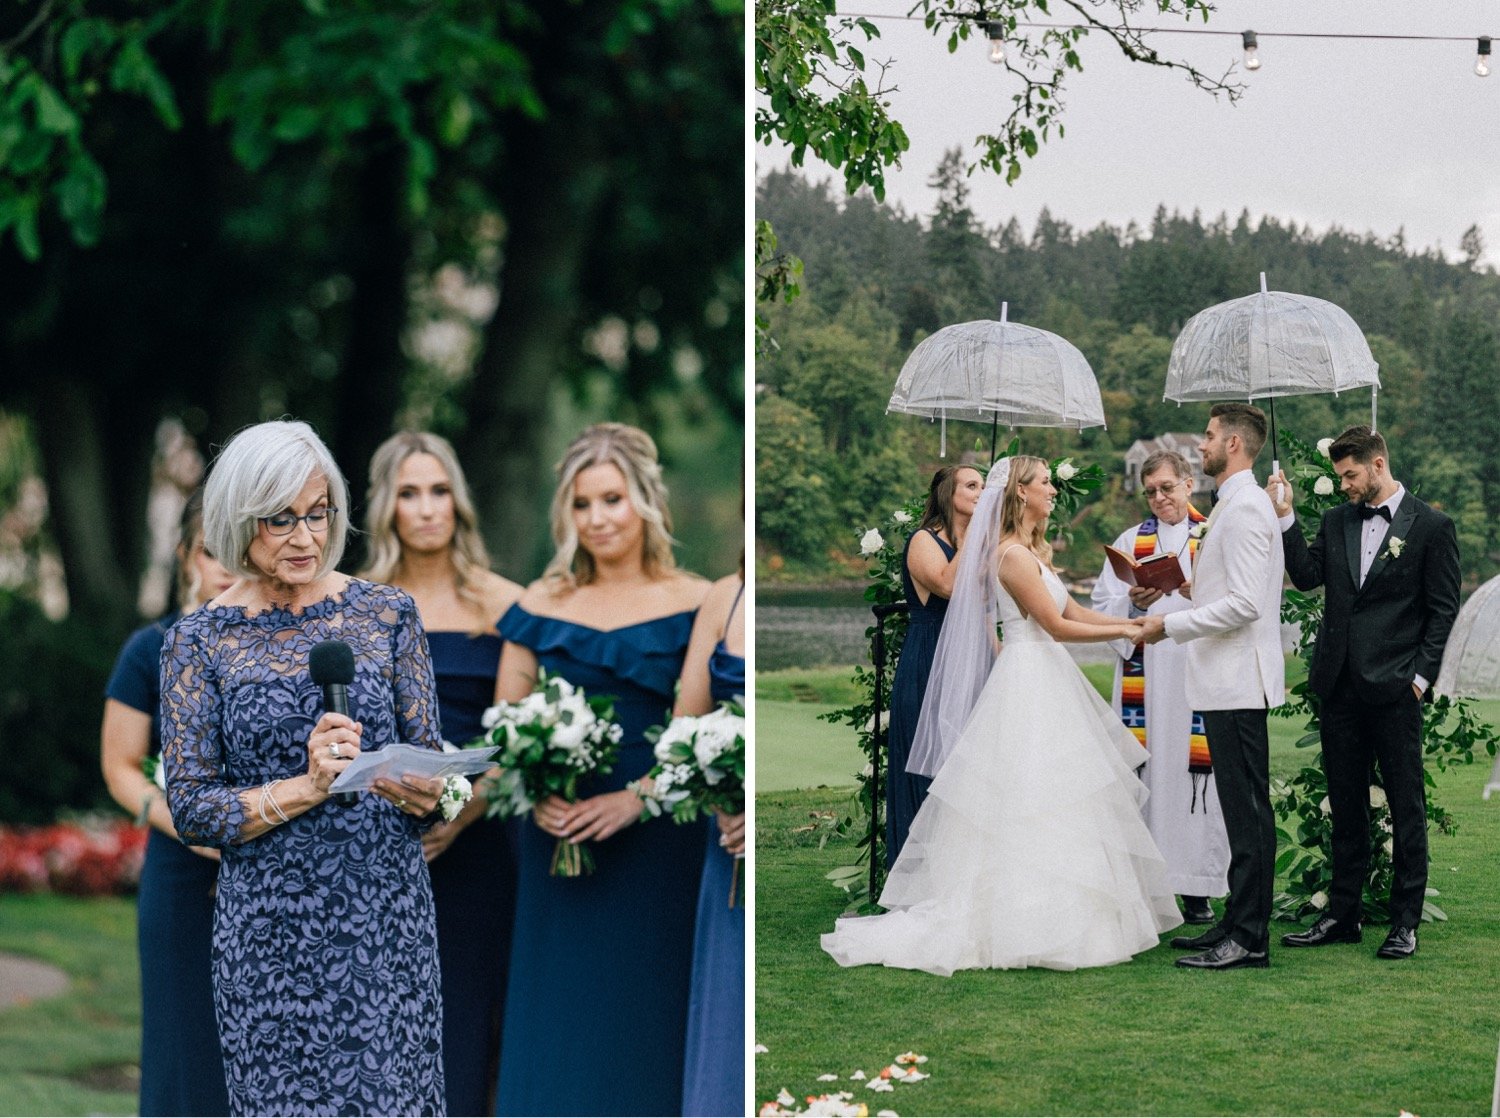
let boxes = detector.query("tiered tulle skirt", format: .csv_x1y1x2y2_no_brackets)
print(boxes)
822,637,1182,976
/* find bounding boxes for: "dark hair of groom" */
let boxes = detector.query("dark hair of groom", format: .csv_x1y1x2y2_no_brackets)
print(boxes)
1209,402,1269,459
1328,425,1388,466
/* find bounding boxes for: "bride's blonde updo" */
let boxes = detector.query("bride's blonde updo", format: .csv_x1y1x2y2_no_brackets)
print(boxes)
998,454,1054,568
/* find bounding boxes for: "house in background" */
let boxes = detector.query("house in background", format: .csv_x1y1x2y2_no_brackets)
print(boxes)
1123,434,1213,501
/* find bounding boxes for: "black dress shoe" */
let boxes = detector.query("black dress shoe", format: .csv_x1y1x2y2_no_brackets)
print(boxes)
1170,925,1227,950
1175,938,1269,970
1376,925,1418,959
1181,896,1216,924
1281,916,1362,948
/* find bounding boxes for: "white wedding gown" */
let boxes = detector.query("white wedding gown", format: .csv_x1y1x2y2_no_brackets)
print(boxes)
822,553,1182,975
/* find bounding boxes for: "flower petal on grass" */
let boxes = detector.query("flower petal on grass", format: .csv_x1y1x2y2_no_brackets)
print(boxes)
865,1078,895,1093
817,1074,840,1082
755,1043,769,1054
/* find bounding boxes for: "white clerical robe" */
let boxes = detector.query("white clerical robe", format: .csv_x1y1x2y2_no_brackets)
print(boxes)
1091,517,1230,897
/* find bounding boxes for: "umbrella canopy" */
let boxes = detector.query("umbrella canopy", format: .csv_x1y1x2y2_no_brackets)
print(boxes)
1434,574,1500,798
1163,277,1381,404
888,307,1105,455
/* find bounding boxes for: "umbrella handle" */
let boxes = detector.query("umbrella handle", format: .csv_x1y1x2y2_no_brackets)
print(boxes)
1271,458,1285,509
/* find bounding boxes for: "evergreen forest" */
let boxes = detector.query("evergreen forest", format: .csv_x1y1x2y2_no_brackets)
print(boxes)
756,154,1500,588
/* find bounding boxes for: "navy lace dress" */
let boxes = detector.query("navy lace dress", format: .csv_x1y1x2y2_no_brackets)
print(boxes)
106,613,230,1118
426,631,517,1118
159,580,446,1117
682,598,746,1117
886,528,957,867
493,603,705,1117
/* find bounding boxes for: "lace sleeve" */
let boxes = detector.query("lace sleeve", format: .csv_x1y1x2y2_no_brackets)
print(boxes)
392,594,443,753
159,620,248,847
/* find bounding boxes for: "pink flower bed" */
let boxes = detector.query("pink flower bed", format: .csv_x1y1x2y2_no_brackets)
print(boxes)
0,819,148,895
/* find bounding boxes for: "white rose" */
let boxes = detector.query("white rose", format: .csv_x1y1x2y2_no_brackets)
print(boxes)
1369,785,1388,809
1054,459,1077,482
1313,476,1334,496
1317,437,1335,458
480,704,504,730
1310,890,1328,910
551,718,590,753
892,509,913,524
858,528,884,557
439,775,472,821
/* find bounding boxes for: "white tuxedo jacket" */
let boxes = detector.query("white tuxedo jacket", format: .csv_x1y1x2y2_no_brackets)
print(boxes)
1163,469,1286,711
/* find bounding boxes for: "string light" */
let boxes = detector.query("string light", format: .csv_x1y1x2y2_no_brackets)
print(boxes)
985,21,1006,65
1241,30,1260,71
840,12,1500,76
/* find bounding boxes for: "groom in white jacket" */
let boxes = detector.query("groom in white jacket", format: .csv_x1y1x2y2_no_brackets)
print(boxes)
1141,403,1285,970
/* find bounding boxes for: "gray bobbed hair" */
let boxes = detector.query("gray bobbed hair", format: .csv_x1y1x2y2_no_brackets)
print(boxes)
203,420,350,580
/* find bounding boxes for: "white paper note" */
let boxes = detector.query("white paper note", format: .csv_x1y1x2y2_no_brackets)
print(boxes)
328,743,499,793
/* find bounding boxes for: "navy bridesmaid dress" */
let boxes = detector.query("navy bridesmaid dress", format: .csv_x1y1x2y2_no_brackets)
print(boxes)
105,614,230,1118
493,603,704,1117
885,528,957,868
426,631,518,1118
681,587,746,1117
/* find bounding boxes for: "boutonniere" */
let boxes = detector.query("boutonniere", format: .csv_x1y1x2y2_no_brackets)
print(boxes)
1189,522,1207,541
1381,537,1405,561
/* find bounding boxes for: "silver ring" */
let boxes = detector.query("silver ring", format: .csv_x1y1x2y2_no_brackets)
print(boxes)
329,744,342,760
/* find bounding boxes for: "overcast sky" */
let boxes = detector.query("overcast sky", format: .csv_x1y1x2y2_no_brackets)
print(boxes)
761,0,1500,266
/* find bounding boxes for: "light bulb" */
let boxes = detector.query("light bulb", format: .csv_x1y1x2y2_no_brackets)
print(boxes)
1478,36,1492,77
985,21,1005,66
1242,30,1260,72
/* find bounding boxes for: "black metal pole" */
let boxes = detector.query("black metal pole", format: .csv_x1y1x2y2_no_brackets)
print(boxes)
869,600,908,903
990,415,998,462
1268,395,1280,462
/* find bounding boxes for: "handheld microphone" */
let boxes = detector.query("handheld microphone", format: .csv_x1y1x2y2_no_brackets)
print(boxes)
310,639,357,806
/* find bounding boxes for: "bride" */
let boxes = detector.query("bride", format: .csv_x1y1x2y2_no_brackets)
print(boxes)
822,456,1182,975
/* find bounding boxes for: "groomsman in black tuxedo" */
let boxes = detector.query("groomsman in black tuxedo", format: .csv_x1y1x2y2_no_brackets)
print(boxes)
1266,426,1460,960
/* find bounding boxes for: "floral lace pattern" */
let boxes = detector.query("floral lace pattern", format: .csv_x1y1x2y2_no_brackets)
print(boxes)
159,579,445,1116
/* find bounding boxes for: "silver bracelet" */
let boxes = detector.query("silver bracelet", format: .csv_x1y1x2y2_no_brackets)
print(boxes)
257,779,291,826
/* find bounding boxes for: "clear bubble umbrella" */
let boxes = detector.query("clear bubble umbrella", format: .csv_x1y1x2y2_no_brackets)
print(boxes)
888,303,1106,458
1435,575,1500,799
1163,273,1381,497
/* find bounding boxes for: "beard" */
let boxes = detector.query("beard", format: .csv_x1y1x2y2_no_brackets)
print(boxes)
1201,447,1228,478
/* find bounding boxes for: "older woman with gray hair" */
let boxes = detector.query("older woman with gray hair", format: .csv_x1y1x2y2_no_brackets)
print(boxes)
159,419,448,1117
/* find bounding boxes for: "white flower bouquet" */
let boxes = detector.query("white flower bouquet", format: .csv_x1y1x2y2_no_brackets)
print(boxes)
635,701,746,903
475,670,623,876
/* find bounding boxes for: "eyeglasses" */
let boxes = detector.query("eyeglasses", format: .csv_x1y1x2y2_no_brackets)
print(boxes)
260,508,337,536
1142,482,1185,499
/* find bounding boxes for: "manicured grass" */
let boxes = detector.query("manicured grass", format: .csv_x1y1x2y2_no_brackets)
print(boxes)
0,893,139,1117
754,682,1500,1116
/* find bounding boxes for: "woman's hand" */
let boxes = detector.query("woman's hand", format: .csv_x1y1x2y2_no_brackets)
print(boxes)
189,845,222,862
715,808,746,857
373,773,444,818
560,789,644,844
421,821,461,862
531,794,573,838
1121,621,1146,645
306,712,361,795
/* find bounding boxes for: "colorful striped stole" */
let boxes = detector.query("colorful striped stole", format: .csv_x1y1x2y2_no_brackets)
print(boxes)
1119,507,1213,811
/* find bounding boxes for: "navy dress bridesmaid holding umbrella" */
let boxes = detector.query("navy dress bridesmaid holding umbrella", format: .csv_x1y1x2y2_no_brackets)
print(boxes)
492,423,709,1117
360,431,524,1118
885,464,983,867
101,490,236,1117
674,570,746,1117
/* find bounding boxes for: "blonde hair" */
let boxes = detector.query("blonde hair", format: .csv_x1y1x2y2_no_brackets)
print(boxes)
1000,455,1054,567
361,431,494,631
544,423,676,588
173,488,207,609
203,420,349,580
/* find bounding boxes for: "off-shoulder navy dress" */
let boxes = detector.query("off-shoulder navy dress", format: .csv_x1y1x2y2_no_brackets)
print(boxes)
681,597,746,1117
159,580,446,1117
885,528,956,867
106,613,230,1118
493,603,704,1117
426,631,517,1117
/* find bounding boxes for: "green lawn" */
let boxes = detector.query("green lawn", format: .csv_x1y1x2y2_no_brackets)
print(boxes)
754,667,1500,1115
0,894,138,1117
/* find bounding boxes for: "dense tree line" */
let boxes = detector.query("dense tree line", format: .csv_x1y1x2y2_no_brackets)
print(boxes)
756,156,1500,587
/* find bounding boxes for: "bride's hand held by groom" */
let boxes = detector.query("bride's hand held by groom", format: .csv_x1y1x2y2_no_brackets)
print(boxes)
1140,614,1168,645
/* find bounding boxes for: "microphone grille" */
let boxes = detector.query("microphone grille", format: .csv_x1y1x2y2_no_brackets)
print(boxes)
309,639,356,685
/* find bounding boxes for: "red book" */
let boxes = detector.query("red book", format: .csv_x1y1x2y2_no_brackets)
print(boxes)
1103,545,1187,593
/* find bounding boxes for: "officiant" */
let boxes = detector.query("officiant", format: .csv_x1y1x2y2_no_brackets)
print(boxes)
1092,449,1229,925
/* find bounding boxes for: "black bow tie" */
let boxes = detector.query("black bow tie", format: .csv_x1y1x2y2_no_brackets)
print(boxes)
1358,504,1392,522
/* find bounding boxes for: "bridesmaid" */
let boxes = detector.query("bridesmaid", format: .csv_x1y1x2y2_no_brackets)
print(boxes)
885,464,983,867
493,422,709,1117
360,431,523,1118
675,567,746,1117
100,489,235,1117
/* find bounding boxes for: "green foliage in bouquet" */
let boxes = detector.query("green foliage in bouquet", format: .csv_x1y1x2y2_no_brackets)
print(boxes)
821,440,1106,911
1272,430,1500,923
